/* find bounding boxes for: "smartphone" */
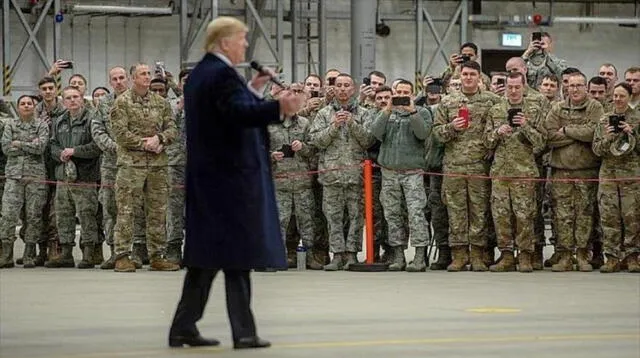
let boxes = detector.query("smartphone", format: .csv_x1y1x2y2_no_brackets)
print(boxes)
155,61,166,78
59,60,73,69
532,32,542,42
280,144,295,158
609,115,624,133
392,96,411,106
460,54,471,63
426,84,442,94
310,90,320,98
328,77,336,86
363,77,371,86
507,108,521,127
432,78,443,86
497,78,506,86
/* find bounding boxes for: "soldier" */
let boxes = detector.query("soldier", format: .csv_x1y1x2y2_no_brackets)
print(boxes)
358,70,386,108
0,96,49,268
91,66,129,269
593,83,640,273
588,76,613,113
560,68,582,100
432,61,503,272
522,32,567,88
506,57,550,112
490,72,508,96
309,73,374,271
269,83,321,269
624,66,640,109
538,74,561,103
109,63,179,272
544,71,603,272
597,63,618,101
369,80,432,272
45,86,101,269
442,42,491,89
91,87,110,107
484,72,546,272
0,106,11,259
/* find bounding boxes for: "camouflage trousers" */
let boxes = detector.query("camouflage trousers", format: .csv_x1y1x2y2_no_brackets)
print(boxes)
380,169,428,247
550,168,597,251
99,167,117,246
428,173,449,247
55,183,99,246
323,183,363,253
442,164,490,248
0,179,47,244
133,197,147,245
598,180,640,259
166,165,185,246
114,166,168,259
491,179,536,253
276,188,316,251
42,184,59,244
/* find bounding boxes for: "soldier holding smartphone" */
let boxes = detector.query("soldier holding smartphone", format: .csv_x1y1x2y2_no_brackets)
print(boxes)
522,32,567,89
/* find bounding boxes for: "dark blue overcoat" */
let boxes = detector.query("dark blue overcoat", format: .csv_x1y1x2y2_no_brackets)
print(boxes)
182,53,286,270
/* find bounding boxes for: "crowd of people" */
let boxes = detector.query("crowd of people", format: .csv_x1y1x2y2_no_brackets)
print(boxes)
0,31,638,274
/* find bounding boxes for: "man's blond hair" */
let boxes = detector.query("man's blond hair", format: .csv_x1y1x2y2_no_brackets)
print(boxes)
204,17,248,52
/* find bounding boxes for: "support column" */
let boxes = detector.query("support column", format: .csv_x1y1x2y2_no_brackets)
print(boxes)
179,0,189,66
415,0,423,91
460,0,469,46
350,0,376,81
290,0,298,82
2,0,11,97
318,0,327,77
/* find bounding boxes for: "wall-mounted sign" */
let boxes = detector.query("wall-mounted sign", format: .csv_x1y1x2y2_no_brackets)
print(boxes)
501,33,523,47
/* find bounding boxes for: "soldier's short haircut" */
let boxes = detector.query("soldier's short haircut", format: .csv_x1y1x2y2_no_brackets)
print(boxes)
304,74,323,86
396,79,414,92
325,68,340,75
561,67,581,77
490,71,508,78
131,63,149,78
129,65,137,76
460,42,478,55
61,86,82,97
507,72,526,84
150,78,168,87
109,66,127,78
624,66,640,76
614,82,633,95
541,32,552,41
599,63,618,75
92,86,110,97
568,71,587,82
368,70,387,82
335,73,353,83
38,76,56,88
375,85,392,94
588,76,608,89
17,94,35,106
460,61,481,74
69,73,87,85
541,74,560,84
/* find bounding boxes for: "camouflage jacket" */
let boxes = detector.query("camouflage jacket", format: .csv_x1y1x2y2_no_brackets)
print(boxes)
268,115,316,192
433,89,503,170
1,116,49,179
523,51,567,89
35,98,66,179
166,98,185,167
309,100,374,185
484,99,546,178
109,89,178,167
91,93,119,169
50,108,101,182
370,107,432,170
0,115,12,176
544,98,603,170
525,86,551,113
592,106,640,178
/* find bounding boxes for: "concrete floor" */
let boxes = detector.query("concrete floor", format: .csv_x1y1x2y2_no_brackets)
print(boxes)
1,242,639,358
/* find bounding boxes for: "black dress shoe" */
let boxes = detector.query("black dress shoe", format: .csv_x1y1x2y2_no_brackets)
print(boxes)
233,336,271,349
169,335,220,347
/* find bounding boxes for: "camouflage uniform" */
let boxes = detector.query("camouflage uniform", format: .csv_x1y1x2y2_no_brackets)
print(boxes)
50,108,101,248
165,102,186,251
309,100,374,265
0,117,49,261
544,98,603,271
523,51,567,89
433,88,503,270
269,115,316,251
485,99,546,259
592,107,640,267
442,67,491,91
109,89,177,261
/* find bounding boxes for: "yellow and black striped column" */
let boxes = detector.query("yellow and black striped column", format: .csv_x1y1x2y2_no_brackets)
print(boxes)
2,65,11,96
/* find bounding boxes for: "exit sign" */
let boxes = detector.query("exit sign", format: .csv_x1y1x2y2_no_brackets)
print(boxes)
501,33,523,47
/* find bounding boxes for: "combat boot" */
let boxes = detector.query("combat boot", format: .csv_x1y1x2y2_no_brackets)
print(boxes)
576,248,593,272
625,253,640,273
150,256,180,271
532,245,544,270
590,241,604,269
483,247,496,267
343,252,358,271
406,247,427,272
101,245,116,269
387,246,406,271
130,244,145,269
551,251,573,272
166,243,183,265
323,252,344,271
0,242,14,268
306,249,324,270
599,255,620,273
114,255,136,272
447,246,469,272
470,245,488,272
35,243,48,266
22,244,37,268
544,249,561,268
44,245,75,268
489,251,516,272
77,244,95,269
91,243,104,266
517,251,533,273
430,246,451,270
